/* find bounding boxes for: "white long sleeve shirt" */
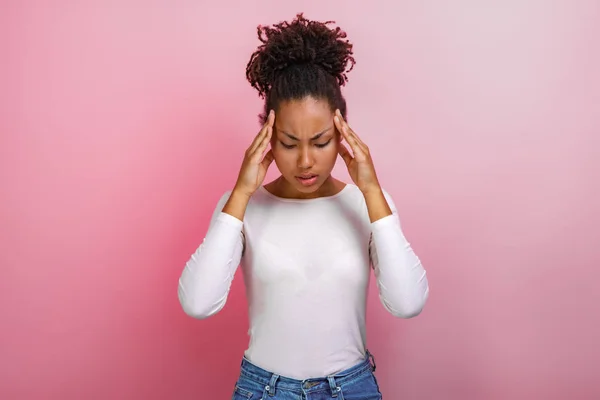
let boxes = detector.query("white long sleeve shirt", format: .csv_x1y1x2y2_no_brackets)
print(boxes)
178,183,429,379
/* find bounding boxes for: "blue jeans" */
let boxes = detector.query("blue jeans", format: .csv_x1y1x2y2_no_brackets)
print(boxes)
231,351,382,399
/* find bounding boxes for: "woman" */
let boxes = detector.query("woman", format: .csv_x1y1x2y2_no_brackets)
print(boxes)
178,13,429,399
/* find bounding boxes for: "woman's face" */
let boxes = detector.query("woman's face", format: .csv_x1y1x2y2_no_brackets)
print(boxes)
271,96,341,198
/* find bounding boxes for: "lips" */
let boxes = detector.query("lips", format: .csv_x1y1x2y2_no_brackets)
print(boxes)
296,174,319,187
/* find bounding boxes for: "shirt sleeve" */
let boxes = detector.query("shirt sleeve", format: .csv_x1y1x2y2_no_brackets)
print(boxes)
368,189,429,318
177,191,245,319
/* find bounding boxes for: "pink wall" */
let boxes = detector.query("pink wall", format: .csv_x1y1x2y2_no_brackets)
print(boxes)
2,1,599,399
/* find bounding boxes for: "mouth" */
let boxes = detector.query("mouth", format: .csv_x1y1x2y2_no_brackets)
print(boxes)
295,174,319,186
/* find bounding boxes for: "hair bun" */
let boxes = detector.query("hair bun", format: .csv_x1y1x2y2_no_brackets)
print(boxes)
246,13,355,98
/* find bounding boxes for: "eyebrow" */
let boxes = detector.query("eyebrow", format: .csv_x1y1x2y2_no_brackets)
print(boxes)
278,126,333,141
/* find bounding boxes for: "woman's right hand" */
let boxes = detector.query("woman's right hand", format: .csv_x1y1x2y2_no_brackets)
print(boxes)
232,110,275,197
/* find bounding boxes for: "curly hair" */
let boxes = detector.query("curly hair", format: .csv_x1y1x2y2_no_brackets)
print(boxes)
246,13,356,124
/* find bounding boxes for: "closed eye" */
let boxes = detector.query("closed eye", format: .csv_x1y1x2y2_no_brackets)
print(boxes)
279,139,332,149
315,139,332,148
280,142,296,149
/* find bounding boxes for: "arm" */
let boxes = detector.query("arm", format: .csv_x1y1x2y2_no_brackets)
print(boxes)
331,111,429,317
366,188,429,318
177,190,248,319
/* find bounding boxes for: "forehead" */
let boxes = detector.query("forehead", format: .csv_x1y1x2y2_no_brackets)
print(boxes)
275,96,333,135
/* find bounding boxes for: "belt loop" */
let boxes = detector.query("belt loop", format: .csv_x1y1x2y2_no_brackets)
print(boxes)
266,374,279,396
367,350,377,372
327,376,340,397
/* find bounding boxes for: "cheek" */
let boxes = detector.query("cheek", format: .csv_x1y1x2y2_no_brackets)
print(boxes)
272,148,293,170
323,144,339,162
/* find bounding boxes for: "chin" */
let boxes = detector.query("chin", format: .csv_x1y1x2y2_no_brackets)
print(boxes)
295,184,320,193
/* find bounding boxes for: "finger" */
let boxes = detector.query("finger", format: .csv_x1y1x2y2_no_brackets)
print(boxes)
249,110,274,154
335,109,368,151
252,125,273,161
260,148,274,169
335,114,361,155
337,142,353,167
333,111,345,133
335,109,354,137
334,110,358,145
266,108,275,127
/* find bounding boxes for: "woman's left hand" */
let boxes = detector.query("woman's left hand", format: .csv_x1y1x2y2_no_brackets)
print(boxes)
334,109,382,195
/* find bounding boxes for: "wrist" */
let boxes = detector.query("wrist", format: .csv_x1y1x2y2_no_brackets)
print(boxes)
362,185,392,223
223,188,252,221
361,184,383,198
231,186,254,200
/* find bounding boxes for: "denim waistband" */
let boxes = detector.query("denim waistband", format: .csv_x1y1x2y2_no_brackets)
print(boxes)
239,351,377,394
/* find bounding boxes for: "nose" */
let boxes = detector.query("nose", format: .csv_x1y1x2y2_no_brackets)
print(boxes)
297,146,315,170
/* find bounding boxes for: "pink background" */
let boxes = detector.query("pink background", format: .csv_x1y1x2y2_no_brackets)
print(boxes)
2,1,599,399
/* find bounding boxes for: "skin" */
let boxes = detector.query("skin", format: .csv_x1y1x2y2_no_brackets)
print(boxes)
223,95,392,223
266,96,345,200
